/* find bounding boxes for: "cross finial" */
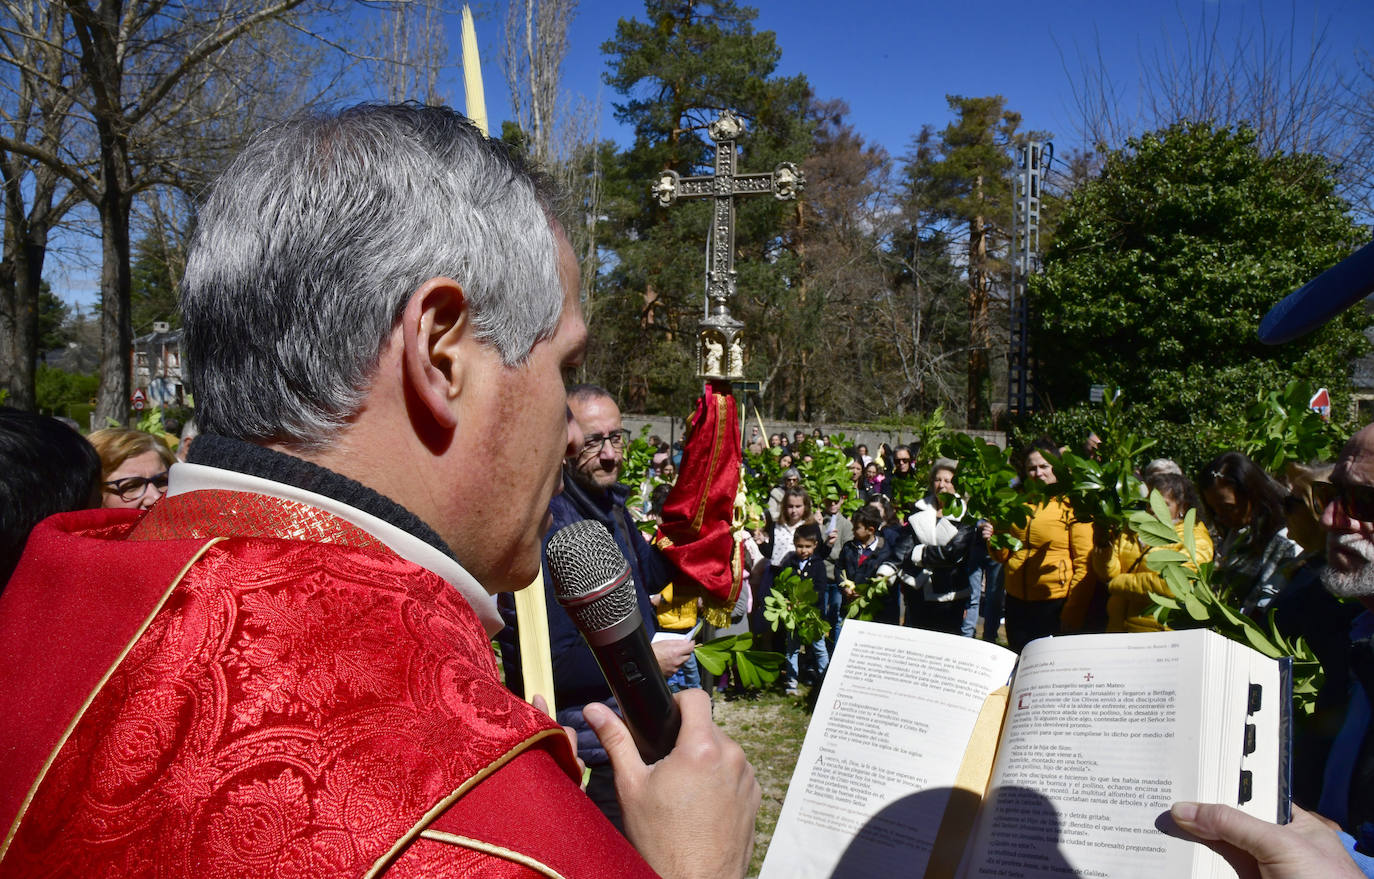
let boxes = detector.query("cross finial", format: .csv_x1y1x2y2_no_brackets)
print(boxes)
651,110,805,380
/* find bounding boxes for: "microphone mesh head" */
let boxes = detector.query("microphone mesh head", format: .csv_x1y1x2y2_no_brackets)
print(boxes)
545,519,638,635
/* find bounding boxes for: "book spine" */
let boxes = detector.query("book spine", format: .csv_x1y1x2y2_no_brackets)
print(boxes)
1276,657,1293,824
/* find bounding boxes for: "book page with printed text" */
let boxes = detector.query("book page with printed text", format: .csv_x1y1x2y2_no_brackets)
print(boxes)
960,630,1277,879
759,622,1018,879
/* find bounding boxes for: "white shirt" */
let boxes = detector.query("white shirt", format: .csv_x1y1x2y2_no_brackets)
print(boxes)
770,520,801,566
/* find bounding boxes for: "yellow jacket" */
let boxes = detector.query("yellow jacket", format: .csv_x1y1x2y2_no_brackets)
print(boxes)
653,580,698,631
1089,520,1214,633
993,498,1096,630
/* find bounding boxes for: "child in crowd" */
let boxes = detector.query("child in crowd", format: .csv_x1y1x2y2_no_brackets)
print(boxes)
758,488,814,574
779,522,831,694
753,488,810,642
838,505,899,626
818,492,852,647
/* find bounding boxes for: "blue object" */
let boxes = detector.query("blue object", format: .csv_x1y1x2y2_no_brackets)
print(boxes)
1259,240,1374,344
1339,828,1374,878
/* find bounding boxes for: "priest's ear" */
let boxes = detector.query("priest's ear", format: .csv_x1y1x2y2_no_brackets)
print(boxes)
401,277,469,431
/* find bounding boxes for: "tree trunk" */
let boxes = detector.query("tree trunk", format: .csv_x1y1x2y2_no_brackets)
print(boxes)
0,181,55,412
8,243,46,411
580,144,600,307
966,186,991,429
0,243,21,408
94,180,133,426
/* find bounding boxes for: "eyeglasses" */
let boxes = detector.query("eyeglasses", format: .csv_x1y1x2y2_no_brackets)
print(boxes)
103,472,169,502
579,429,630,455
895,456,911,464
1313,480,1374,523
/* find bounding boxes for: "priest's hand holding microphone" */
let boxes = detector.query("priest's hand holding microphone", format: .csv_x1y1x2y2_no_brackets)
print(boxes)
547,520,760,879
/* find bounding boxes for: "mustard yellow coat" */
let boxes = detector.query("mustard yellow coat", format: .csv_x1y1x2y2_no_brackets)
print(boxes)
993,498,1096,631
1089,520,1214,632
653,580,698,631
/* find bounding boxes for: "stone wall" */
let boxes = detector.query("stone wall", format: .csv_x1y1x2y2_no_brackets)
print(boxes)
622,413,1005,454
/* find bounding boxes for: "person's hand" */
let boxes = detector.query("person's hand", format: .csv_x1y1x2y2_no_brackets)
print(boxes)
1169,802,1362,879
978,520,994,541
1092,521,1117,548
652,637,696,676
530,694,585,779
585,690,759,879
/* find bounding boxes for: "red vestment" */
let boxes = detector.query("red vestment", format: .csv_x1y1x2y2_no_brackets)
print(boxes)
0,490,659,878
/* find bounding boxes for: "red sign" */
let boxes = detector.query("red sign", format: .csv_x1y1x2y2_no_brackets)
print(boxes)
1310,387,1331,421
131,388,146,411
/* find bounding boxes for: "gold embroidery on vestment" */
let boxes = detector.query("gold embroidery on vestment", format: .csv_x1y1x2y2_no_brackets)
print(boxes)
0,538,225,863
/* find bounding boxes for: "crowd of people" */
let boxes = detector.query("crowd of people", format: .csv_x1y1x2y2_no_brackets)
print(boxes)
707,428,1340,659
627,420,1372,873
3,403,1371,876
0,101,1366,878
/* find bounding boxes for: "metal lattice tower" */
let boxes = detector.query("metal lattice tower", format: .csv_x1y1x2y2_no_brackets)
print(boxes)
1008,140,1050,416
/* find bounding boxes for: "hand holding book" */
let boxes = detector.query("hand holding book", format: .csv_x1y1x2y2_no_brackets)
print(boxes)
760,624,1301,879
1170,802,1363,879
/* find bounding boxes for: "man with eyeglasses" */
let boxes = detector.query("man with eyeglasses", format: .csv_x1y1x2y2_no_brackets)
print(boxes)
0,107,757,879
499,384,694,832
1320,429,1374,597
1167,424,1374,879
1289,423,1374,875
1166,240,1374,877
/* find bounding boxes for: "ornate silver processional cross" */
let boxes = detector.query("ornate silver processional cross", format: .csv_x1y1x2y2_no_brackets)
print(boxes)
652,110,804,381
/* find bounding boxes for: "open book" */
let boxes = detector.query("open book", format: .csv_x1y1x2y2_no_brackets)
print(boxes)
759,623,1291,879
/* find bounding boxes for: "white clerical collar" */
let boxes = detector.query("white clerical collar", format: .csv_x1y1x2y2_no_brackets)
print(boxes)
168,462,504,637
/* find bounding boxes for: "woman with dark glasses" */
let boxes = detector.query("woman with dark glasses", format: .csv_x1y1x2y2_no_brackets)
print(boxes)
88,428,174,511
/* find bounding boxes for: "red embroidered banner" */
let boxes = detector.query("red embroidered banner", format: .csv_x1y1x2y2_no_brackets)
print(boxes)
655,382,743,620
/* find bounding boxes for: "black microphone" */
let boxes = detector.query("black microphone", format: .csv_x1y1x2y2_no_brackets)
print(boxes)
545,518,682,763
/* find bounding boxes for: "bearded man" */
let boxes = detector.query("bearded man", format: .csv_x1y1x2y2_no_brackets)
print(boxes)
0,105,757,879
499,384,694,831
1306,423,1374,871
1169,425,1374,879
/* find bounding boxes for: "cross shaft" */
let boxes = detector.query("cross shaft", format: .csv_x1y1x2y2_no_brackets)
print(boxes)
651,110,803,380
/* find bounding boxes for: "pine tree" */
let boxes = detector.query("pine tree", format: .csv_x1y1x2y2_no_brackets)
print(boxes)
596,0,811,414
902,96,1034,428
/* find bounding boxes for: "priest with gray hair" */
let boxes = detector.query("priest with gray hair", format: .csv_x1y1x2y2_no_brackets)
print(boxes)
0,104,758,879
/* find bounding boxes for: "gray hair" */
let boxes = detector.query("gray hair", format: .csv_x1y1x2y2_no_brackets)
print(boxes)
181,103,564,449
929,457,958,493
1142,458,1184,480
566,383,614,406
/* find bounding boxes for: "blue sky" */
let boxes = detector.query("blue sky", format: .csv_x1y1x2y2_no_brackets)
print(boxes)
475,0,1374,160
50,0,1374,307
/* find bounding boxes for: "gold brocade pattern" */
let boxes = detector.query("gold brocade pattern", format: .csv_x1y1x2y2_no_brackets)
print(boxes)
1,491,575,878
130,489,389,552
